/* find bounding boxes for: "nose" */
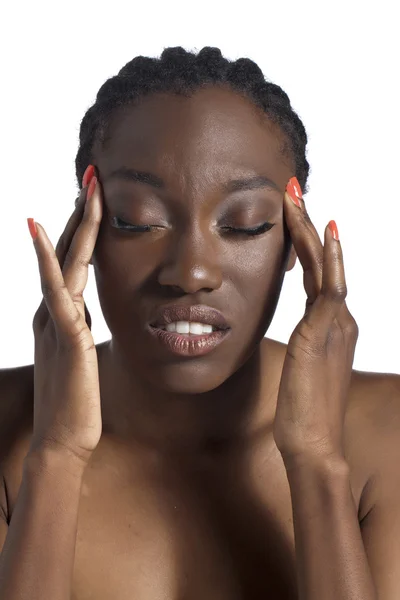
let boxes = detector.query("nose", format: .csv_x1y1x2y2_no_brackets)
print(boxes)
157,225,223,294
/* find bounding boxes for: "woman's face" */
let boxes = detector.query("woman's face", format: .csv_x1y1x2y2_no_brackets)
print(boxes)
92,85,297,394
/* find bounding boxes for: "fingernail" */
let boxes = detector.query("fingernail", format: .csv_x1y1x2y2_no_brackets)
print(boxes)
328,220,339,241
87,176,97,202
27,218,38,240
82,164,95,188
286,177,303,208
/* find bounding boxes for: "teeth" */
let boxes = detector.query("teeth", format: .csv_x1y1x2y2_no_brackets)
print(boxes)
165,321,214,335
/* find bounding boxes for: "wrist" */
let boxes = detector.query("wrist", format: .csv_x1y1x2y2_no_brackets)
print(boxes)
25,444,89,480
282,450,349,478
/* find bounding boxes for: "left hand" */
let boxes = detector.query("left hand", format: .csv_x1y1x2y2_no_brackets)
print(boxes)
273,177,359,467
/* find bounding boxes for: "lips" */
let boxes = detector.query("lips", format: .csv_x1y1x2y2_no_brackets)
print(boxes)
149,304,230,331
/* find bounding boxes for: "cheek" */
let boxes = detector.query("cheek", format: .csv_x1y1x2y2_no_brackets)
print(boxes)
235,263,282,320
224,237,287,331
93,227,164,287
225,236,284,289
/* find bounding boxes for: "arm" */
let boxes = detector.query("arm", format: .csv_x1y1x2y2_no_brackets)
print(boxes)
0,448,86,600
273,182,389,598
285,455,377,600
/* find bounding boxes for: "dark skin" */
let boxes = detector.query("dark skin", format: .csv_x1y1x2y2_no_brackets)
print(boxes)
1,85,400,598
93,86,297,453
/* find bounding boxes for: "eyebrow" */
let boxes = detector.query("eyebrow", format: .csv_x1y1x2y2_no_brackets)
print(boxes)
105,166,281,194
224,175,280,194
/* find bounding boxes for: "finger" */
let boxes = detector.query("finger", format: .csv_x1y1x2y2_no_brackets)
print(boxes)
33,188,88,329
284,179,356,332
33,165,96,330
55,184,91,266
55,164,96,265
76,189,93,329
33,187,89,328
84,301,92,331
304,221,355,334
62,176,102,319
56,166,97,327
283,178,324,307
30,221,88,342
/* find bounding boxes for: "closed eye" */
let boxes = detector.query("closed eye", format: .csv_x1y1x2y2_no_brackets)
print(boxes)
221,222,275,236
110,217,153,232
111,217,275,237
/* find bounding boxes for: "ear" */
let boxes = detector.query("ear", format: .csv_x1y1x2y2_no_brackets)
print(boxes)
285,245,297,272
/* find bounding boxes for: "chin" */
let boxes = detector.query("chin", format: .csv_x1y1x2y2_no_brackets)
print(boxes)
108,321,266,396
142,360,235,395
140,340,262,396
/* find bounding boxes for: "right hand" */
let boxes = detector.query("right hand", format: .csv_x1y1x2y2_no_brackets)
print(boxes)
28,169,103,467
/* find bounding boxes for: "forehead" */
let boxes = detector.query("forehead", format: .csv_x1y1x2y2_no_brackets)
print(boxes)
95,86,292,192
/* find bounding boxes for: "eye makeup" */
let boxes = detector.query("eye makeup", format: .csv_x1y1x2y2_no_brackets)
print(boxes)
110,216,275,237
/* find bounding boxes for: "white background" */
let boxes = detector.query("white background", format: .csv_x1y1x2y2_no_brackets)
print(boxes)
1,0,399,374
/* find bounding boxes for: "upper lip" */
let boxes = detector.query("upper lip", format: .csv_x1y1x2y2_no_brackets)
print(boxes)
149,304,230,331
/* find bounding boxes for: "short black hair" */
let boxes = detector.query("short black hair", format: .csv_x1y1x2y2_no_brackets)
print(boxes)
75,46,310,194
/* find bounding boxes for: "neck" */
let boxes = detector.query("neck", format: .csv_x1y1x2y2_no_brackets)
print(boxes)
97,338,281,456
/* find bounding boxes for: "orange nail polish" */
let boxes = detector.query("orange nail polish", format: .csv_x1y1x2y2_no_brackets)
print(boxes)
328,220,339,241
27,218,38,240
87,176,97,201
286,177,303,207
82,164,95,188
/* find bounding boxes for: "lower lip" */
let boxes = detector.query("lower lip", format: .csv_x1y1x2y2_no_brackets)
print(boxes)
148,326,231,357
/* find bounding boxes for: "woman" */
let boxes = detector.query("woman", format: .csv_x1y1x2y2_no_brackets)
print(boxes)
0,46,399,599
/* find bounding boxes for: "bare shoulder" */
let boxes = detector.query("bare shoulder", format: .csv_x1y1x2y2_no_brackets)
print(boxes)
0,341,111,466
345,368,400,518
262,336,400,456
0,365,34,454
0,364,34,522
347,368,400,442
262,337,400,521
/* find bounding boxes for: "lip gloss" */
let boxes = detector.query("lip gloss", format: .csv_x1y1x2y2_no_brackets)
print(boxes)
147,326,230,357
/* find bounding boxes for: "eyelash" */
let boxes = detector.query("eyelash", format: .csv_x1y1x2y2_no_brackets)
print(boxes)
111,217,274,237
110,217,152,233
222,222,274,236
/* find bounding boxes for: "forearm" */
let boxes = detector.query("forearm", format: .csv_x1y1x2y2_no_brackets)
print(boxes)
0,448,86,600
285,455,377,600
